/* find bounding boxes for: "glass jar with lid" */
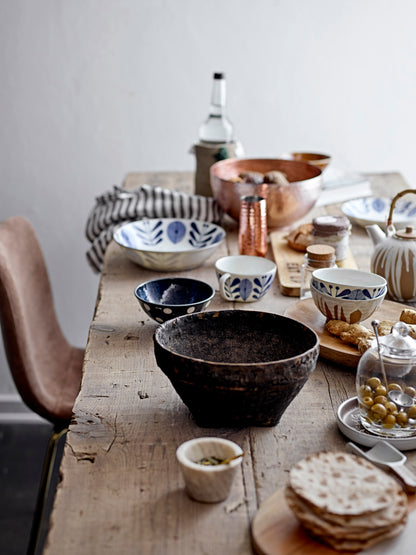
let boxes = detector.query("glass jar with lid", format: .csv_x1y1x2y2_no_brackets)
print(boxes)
356,321,416,438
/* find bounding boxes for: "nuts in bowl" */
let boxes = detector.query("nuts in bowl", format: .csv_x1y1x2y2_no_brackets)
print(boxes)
210,158,322,228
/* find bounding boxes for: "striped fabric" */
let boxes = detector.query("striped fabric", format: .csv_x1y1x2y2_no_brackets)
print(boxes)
85,184,224,272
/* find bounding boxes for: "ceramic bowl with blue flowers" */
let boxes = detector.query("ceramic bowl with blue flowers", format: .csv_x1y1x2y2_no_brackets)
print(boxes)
215,255,276,302
134,277,215,323
341,197,416,229
113,218,225,271
311,268,387,300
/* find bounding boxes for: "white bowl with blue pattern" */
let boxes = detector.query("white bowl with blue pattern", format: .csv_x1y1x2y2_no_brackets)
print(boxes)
215,255,276,302
113,218,225,271
342,197,416,228
311,268,387,300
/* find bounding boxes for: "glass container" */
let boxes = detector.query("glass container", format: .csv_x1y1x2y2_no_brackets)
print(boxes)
356,322,416,438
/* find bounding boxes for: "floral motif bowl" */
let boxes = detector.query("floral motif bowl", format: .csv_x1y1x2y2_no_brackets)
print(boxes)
311,268,387,300
311,282,386,324
134,277,215,324
113,218,225,271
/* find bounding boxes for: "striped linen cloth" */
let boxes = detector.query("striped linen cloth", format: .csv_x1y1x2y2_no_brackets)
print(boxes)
85,184,224,272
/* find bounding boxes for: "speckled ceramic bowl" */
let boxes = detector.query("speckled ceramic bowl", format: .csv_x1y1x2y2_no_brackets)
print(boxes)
154,310,319,427
134,277,215,323
113,218,225,271
311,268,387,300
311,282,386,323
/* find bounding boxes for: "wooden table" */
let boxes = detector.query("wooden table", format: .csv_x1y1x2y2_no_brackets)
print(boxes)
44,171,416,554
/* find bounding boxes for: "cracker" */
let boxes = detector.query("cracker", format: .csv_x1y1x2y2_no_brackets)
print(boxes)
288,452,401,516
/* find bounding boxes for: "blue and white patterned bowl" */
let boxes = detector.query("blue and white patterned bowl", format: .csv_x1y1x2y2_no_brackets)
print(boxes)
215,255,276,302
134,277,215,323
342,197,416,229
311,282,386,324
113,218,226,271
311,268,387,300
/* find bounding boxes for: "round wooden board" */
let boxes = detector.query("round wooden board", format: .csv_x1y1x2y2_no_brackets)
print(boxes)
251,487,416,555
284,298,409,368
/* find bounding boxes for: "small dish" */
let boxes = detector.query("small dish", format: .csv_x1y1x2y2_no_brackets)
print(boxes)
176,437,243,503
336,397,416,451
134,277,215,323
342,197,416,228
113,218,225,271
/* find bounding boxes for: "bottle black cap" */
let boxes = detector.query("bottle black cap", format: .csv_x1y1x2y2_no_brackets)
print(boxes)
213,72,224,79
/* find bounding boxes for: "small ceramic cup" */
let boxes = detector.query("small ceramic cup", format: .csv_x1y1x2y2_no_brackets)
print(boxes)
215,255,276,302
176,437,243,503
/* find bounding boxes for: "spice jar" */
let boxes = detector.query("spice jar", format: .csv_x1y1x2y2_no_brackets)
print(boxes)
356,322,416,438
300,244,336,300
312,215,351,261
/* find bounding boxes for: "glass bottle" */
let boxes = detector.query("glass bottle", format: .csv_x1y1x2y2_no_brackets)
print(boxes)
199,72,234,144
300,244,336,300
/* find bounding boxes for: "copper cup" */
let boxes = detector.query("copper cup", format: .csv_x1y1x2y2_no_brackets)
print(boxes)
238,195,268,257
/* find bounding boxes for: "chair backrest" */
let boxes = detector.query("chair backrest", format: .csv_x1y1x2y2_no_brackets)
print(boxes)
0,216,84,425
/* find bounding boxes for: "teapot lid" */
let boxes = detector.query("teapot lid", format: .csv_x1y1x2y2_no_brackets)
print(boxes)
395,226,416,240
379,321,416,358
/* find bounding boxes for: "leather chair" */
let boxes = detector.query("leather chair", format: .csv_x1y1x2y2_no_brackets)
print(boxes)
0,216,84,554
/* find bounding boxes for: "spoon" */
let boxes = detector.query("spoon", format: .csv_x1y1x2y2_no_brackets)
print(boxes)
347,440,416,492
371,320,414,409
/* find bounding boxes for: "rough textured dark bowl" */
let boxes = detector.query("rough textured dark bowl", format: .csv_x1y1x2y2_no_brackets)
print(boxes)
135,277,215,323
153,310,319,427
210,158,322,228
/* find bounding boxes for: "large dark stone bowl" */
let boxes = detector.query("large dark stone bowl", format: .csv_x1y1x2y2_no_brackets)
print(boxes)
153,310,319,427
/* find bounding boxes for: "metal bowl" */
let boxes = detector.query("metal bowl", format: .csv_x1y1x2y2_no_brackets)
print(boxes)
210,158,322,228
153,310,319,427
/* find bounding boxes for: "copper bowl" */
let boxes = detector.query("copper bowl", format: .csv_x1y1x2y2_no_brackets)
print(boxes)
210,158,322,228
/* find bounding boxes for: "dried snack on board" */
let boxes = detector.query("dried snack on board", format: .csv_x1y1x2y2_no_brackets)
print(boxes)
325,320,396,353
238,171,264,185
400,308,416,324
287,222,314,252
285,451,408,552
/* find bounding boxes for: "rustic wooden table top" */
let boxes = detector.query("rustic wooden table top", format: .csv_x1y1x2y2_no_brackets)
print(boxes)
44,170,416,555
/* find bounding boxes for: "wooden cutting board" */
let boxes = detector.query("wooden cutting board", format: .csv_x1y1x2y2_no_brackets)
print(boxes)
251,487,416,555
284,298,407,368
270,230,358,297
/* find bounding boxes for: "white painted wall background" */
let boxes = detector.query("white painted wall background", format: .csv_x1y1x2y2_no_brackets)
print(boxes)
1,0,416,395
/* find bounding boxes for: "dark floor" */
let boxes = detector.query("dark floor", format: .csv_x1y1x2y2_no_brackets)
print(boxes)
0,419,63,555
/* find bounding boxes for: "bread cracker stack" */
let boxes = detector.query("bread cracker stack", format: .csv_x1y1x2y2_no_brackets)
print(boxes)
285,451,408,551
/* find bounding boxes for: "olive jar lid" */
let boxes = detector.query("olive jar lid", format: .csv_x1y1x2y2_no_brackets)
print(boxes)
379,322,416,358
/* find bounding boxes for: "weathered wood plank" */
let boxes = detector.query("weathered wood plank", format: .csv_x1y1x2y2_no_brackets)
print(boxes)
44,171,416,555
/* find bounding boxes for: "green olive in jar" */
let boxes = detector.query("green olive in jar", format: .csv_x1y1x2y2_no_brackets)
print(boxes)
371,404,387,418
388,383,403,392
404,386,416,398
383,414,397,428
367,377,381,389
397,412,409,426
408,404,416,418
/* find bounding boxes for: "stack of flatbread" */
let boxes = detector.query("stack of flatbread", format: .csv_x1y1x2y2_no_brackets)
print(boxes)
285,451,408,551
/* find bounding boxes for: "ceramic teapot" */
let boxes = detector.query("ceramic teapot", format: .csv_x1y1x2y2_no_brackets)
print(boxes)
366,189,416,302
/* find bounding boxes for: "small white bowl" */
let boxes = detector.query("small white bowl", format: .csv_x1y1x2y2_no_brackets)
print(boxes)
113,218,225,271
311,268,387,300
311,282,386,323
176,437,243,503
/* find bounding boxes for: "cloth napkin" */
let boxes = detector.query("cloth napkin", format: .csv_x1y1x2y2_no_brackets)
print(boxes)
85,184,224,273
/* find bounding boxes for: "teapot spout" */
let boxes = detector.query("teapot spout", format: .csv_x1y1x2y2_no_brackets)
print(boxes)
366,224,386,246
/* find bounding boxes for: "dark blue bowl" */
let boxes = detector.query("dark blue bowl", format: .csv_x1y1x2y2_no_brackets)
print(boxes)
134,277,215,323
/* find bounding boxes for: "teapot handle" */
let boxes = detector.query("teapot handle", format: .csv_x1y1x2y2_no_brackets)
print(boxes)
387,189,416,227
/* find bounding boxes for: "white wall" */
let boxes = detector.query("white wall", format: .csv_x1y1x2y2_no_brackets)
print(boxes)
1,0,416,395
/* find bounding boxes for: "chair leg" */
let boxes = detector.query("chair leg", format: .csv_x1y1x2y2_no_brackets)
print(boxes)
27,426,67,555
